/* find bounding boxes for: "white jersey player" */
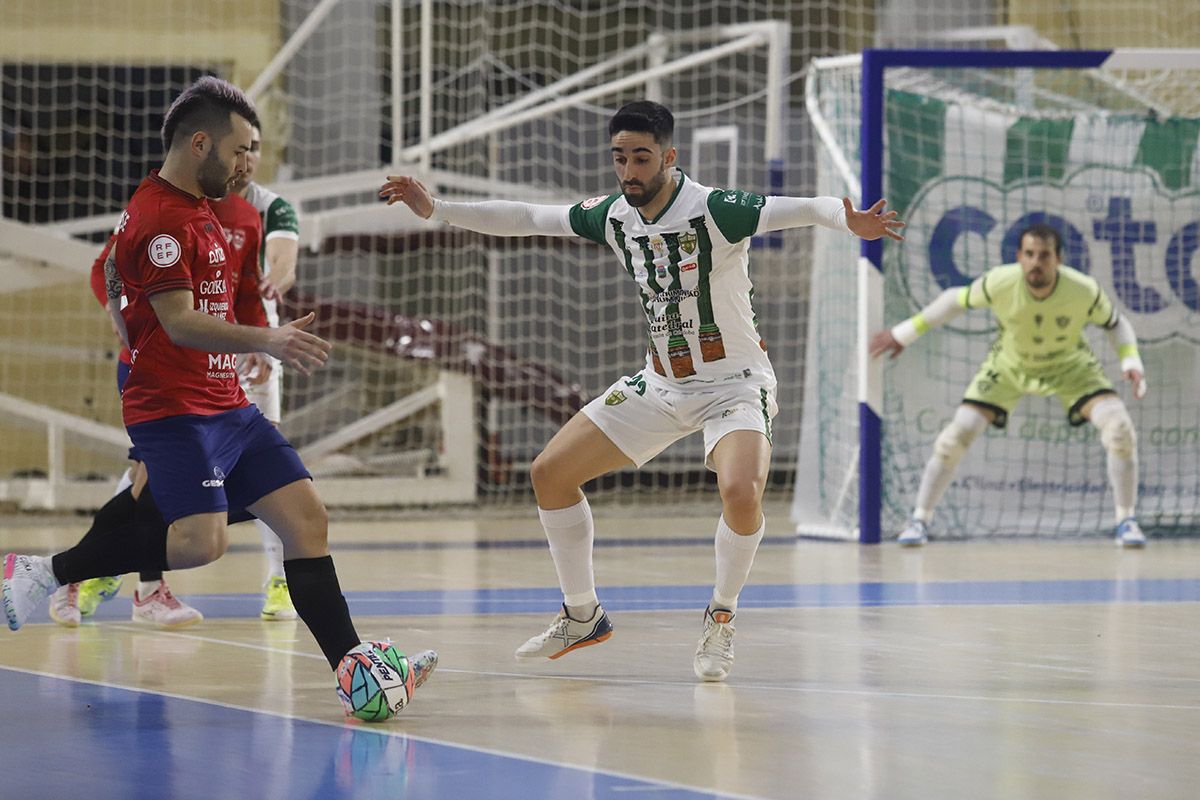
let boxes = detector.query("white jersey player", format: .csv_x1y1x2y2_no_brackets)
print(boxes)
231,124,302,620
380,100,904,681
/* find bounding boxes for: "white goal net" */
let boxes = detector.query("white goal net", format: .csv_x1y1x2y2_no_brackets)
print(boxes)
797,48,1200,539
2,1,1196,512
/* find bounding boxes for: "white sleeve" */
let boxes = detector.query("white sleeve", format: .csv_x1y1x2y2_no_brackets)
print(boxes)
431,199,575,237
755,196,849,235
890,287,966,346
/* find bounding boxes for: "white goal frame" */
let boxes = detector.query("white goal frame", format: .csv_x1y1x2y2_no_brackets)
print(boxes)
803,45,1200,542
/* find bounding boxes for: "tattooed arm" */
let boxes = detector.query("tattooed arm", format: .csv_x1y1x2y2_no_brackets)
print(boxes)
103,242,131,350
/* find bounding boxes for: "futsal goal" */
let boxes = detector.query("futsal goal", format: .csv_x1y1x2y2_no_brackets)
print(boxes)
794,47,1200,541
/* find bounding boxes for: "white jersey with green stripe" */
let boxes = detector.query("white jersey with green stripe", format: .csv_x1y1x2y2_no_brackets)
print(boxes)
959,263,1118,375
242,182,300,272
569,170,776,389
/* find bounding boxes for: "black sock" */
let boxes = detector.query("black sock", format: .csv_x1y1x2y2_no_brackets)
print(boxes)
284,556,360,670
139,571,163,583
132,490,171,573
52,488,136,584
50,488,170,585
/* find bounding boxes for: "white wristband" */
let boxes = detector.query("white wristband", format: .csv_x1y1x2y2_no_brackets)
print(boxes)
1120,355,1144,375
891,319,922,347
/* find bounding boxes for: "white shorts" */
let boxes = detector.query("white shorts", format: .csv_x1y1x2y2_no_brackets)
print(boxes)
241,356,282,424
581,371,778,470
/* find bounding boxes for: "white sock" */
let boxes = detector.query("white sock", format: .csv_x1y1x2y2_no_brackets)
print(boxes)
137,580,161,598
914,459,957,522
256,519,286,583
1089,396,1138,523
712,516,764,611
539,497,597,610
1105,433,1137,523
113,467,134,495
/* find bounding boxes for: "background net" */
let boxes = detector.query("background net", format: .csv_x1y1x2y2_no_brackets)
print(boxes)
2,0,1196,512
798,55,1200,538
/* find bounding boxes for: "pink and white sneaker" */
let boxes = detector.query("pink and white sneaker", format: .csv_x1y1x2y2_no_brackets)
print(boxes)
131,581,203,629
49,583,83,628
3,554,60,632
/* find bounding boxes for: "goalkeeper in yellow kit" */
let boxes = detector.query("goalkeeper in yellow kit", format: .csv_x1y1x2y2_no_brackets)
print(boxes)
870,223,1148,547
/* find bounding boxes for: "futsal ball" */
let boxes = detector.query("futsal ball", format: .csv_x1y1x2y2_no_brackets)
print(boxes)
336,641,415,722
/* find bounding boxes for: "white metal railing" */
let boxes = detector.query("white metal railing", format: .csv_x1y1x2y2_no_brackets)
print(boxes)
0,392,129,510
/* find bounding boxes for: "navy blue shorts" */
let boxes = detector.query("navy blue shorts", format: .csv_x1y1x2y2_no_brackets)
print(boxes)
127,405,311,525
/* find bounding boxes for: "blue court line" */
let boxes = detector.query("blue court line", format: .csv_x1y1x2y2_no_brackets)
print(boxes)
34,578,1200,624
226,535,803,553
0,668,745,800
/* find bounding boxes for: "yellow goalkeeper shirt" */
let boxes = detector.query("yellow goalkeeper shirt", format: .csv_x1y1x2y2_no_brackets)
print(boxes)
958,264,1117,376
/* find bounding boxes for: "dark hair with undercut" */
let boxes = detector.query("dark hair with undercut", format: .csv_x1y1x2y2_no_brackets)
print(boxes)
161,76,260,151
608,100,674,146
1019,222,1063,256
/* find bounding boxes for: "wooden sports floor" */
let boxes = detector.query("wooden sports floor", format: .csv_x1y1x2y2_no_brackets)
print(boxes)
1,506,1197,800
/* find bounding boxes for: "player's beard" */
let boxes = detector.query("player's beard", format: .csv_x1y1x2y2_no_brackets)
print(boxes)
621,168,669,208
197,148,234,199
1025,269,1052,289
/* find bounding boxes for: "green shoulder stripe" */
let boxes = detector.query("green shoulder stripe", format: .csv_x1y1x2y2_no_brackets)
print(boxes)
568,194,621,245
266,196,300,235
706,188,766,243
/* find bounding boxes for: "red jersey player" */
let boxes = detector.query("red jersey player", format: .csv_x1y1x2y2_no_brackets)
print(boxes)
3,77,436,708
52,192,273,628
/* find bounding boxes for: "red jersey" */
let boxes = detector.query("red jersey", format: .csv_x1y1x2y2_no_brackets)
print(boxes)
92,195,268,369
211,193,269,329
114,170,249,425
89,233,132,365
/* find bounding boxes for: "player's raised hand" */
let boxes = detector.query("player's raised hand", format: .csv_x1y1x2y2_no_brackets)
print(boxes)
1125,367,1148,400
869,328,904,360
379,175,434,219
844,197,905,242
266,312,332,376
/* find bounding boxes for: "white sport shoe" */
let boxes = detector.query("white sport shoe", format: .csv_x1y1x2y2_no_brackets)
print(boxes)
515,604,613,661
49,583,82,628
693,606,736,682
897,518,929,547
1116,517,1146,548
409,649,438,691
3,554,60,632
131,581,203,629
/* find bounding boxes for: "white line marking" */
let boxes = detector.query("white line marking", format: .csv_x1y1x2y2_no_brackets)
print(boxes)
104,625,1200,713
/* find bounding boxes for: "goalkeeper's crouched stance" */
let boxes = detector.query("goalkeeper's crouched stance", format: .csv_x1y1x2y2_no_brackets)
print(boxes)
869,223,1147,548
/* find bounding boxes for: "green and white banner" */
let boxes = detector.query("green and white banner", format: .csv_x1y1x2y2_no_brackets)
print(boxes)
882,93,1200,534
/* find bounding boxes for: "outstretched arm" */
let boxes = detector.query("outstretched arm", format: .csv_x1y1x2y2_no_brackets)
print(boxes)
757,196,905,241
869,286,966,359
1105,314,1147,400
148,290,331,376
379,175,574,237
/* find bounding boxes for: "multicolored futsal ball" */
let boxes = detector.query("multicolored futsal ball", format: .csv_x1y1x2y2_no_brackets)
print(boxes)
336,641,415,722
